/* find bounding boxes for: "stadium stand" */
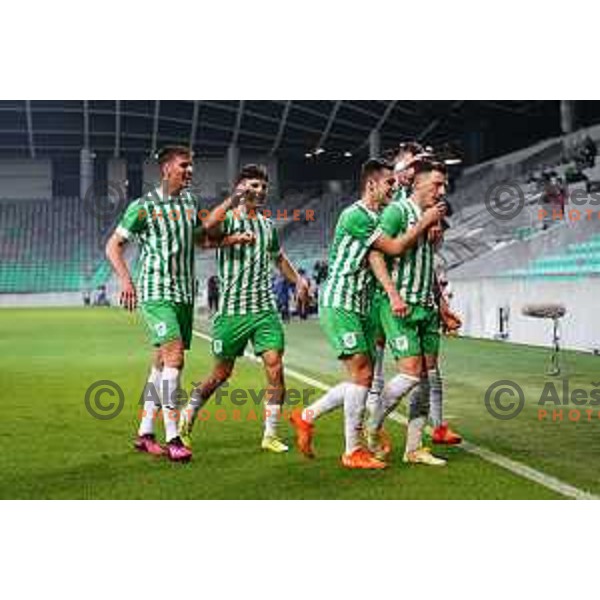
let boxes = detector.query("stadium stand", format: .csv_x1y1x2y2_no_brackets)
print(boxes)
0,197,113,293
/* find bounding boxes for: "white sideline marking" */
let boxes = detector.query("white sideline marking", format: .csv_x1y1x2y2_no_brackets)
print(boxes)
192,330,598,500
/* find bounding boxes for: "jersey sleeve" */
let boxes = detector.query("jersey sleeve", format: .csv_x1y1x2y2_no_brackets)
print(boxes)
343,209,382,247
379,203,407,238
116,199,147,239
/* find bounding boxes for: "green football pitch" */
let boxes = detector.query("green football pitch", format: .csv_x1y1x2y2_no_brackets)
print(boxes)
1,307,600,499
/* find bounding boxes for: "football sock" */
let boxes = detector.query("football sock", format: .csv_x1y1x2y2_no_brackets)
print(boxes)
302,383,346,423
406,416,426,453
264,403,282,437
408,374,429,421
368,373,420,431
161,366,181,443
428,368,444,428
343,383,369,455
138,366,162,436
366,344,385,418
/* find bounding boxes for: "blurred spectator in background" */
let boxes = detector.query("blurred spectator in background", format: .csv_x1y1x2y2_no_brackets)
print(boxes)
583,135,597,168
94,285,110,307
274,273,292,323
313,260,328,285
207,275,219,314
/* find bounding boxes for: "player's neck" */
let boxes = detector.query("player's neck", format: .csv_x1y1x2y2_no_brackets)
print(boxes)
159,180,184,198
361,194,379,212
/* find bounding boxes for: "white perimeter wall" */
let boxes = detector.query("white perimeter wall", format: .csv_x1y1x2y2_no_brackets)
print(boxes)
0,159,52,199
452,276,600,353
0,292,83,307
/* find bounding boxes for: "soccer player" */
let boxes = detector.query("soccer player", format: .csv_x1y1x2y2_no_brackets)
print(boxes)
366,159,451,465
290,158,446,469
179,164,309,454
367,142,427,418
106,145,252,462
369,144,463,447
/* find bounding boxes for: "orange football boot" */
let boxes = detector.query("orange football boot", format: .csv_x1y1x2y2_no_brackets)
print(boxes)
431,422,462,445
341,448,387,470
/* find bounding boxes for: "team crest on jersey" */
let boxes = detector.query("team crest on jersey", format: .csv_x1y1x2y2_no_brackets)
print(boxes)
343,332,357,349
155,322,167,337
393,335,409,352
213,339,223,354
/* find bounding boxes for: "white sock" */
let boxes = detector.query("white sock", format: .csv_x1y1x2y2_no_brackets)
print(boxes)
428,368,444,427
368,373,419,431
264,404,282,437
406,416,426,453
343,384,369,454
302,383,346,423
408,375,429,421
161,366,181,443
138,366,162,436
366,345,385,418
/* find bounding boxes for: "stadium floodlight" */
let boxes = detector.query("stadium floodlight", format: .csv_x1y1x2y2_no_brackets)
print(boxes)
344,151,353,157
314,148,325,155
304,152,313,158
444,157,462,165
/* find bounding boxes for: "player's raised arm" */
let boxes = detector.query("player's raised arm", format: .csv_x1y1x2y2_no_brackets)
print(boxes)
105,231,136,311
372,202,446,256
202,184,248,235
195,229,256,249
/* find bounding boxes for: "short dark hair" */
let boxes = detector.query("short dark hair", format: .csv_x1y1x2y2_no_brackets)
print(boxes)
235,164,269,185
157,145,193,166
413,158,448,177
360,158,393,193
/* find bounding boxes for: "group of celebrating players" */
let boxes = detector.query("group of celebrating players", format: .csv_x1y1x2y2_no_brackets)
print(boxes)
106,141,462,469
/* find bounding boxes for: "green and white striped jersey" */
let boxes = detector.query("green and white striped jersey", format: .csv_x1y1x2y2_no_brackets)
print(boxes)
380,196,435,306
116,188,200,304
217,207,281,316
320,201,382,315
392,185,409,204
373,185,409,300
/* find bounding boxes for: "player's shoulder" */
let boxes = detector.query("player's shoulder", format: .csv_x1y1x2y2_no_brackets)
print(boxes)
122,196,149,213
340,200,374,224
384,198,408,217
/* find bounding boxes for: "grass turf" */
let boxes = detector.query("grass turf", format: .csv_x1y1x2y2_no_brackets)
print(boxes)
1,307,598,499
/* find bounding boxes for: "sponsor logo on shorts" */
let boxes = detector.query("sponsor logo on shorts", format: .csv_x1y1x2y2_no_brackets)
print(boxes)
213,339,223,354
393,335,409,352
343,332,357,349
155,322,167,337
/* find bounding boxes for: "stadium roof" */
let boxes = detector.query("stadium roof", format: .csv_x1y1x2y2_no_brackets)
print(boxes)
0,100,597,163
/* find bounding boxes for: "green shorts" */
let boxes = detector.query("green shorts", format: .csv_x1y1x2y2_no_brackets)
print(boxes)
211,310,285,360
140,301,194,350
380,299,440,359
368,292,386,345
319,305,375,359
